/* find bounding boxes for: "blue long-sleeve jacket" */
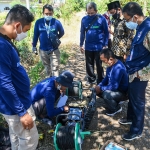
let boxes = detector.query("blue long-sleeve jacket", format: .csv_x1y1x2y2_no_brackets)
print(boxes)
0,37,31,117
31,77,64,118
80,14,109,51
32,18,64,51
98,60,128,92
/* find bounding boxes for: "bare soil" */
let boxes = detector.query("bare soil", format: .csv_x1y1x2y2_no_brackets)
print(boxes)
36,11,150,150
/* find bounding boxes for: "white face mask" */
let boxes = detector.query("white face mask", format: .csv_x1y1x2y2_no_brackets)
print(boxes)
44,15,52,21
109,14,112,17
57,84,61,90
15,25,27,41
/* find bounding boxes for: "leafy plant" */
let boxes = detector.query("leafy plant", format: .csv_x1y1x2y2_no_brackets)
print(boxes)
10,0,22,7
60,50,69,65
0,114,8,127
28,61,45,88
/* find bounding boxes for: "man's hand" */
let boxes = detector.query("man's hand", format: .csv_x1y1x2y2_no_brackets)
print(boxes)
108,27,114,35
95,85,101,94
123,54,127,61
80,46,85,54
63,106,69,113
20,113,34,130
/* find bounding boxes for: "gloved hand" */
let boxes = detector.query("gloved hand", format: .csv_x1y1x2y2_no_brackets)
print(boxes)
32,47,38,55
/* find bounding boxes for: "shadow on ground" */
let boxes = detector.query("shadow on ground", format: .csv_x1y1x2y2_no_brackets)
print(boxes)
37,44,150,150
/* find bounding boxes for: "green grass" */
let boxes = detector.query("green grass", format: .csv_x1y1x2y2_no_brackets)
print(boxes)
60,50,69,65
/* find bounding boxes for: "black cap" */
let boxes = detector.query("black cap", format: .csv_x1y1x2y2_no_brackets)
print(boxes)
114,1,121,8
107,1,121,10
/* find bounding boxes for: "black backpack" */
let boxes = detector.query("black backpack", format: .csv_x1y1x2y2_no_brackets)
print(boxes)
0,126,11,150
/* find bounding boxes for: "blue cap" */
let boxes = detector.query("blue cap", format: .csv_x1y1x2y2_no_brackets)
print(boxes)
56,71,74,87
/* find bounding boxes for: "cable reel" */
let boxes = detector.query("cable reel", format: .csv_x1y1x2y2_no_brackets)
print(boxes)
53,87,96,150
54,122,90,150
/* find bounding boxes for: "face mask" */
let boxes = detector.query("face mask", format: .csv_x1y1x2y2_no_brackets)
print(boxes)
88,14,96,18
112,12,120,20
15,25,27,42
57,84,61,90
109,14,112,17
44,15,52,21
125,18,138,30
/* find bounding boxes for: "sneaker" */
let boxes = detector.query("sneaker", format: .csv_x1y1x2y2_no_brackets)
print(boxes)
122,132,142,141
106,107,122,116
119,101,125,105
119,118,132,125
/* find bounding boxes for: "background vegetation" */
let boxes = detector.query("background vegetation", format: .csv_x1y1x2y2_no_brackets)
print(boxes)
0,0,150,87
0,0,150,146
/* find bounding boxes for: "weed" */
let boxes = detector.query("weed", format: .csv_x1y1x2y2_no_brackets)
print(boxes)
28,61,45,88
60,50,69,65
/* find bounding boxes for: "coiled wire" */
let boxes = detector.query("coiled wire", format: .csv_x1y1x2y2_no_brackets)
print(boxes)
56,125,75,150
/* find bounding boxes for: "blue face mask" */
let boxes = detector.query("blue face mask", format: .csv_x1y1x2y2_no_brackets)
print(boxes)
125,17,138,30
44,15,52,21
87,14,96,18
109,14,112,17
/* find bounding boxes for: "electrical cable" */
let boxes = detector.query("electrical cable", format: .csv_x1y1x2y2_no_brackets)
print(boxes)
56,125,75,150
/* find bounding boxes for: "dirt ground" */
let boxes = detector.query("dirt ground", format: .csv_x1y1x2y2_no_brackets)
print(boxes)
36,45,150,150
36,11,150,150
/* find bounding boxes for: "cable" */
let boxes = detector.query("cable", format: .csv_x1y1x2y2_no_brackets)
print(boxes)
56,125,75,150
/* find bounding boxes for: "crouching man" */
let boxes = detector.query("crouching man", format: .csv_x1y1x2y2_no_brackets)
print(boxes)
95,49,128,116
31,70,74,123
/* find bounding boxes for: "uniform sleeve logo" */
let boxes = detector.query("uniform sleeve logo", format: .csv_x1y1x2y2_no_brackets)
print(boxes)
17,62,20,67
62,73,67,78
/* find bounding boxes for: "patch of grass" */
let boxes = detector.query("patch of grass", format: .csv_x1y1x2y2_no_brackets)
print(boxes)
28,61,45,88
0,114,8,128
60,50,69,65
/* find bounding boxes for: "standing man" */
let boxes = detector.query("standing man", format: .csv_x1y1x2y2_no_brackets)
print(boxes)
103,10,114,48
107,1,134,62
80,2,109,86
119,2,150,141
32,4,64,77
0,5,39,150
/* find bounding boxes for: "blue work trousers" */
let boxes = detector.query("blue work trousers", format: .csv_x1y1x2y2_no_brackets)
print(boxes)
127,77,148,134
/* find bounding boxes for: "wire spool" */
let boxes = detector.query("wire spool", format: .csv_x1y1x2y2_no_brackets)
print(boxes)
54,123,82,150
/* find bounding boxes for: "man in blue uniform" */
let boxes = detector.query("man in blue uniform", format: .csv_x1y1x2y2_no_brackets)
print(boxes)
0,5,38,150
95,49,128,116
80,2,109,86
31,71,74,121
32,4,64,77
118,2,150,141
